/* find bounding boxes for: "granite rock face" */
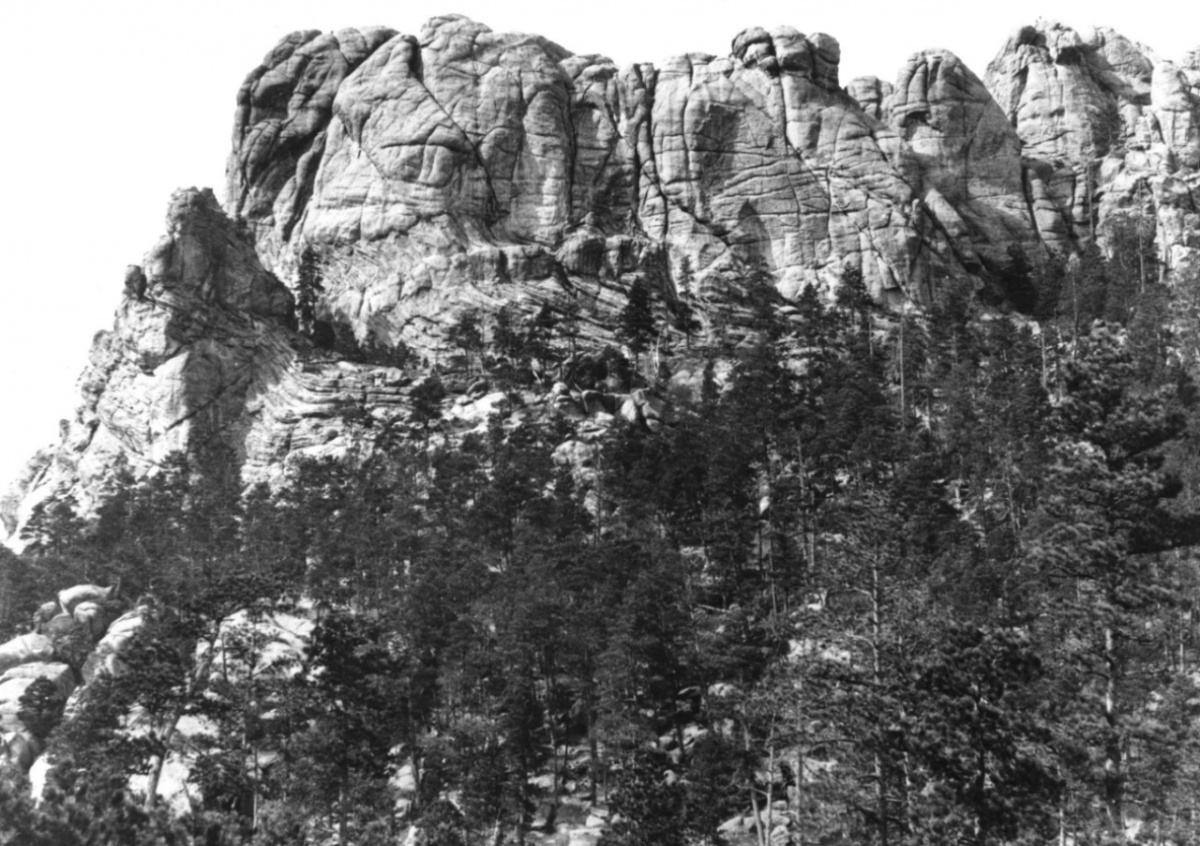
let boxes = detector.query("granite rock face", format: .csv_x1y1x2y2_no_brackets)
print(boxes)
849,50,1041,293
228,15,1008,337
2,187,501,541
7,17,1200,545
229,27,401,251
1,190,297,538
985,20,1200,271
224,15,1200,351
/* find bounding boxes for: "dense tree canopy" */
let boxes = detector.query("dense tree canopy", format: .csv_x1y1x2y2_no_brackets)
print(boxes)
3,246,1200,846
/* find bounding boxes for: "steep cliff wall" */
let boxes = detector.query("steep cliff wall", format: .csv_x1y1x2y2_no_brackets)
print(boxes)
226,14,1076,336
227,18,928,307
848,49,1039,293
5,16,1200,545
985,20,1200,272
1,190,297,537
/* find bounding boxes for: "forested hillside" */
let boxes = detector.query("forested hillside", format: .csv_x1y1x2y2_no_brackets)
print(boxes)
4,13,1200,846
3,233,1200,845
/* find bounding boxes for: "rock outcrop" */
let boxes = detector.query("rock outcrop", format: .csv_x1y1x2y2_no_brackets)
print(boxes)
985,20,1200,272
0,582,316,811
6,16,1200,545
225,15,1200,353
2,189,297,537
228,15,1008,330
849,49,1040,293
0,584,123,772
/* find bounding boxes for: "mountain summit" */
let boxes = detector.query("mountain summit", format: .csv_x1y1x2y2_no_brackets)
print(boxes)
4,15,1200,540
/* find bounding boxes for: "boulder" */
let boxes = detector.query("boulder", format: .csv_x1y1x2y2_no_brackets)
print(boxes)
73,601,114,640
43,613,85,641
29,752,51,798
618,395,642,425
0,634,55,675
57,584,113,615
81,607,147,684
32,601,60,631
4,731,43,770
0,662,75,700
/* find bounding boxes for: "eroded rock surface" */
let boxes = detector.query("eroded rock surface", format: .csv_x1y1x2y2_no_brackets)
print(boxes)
225,15,1200,353
228,15,940,321
849,49,1043,291
7,16,1200,546
985,19,1200,272
0,584,124,772
2,190,297,538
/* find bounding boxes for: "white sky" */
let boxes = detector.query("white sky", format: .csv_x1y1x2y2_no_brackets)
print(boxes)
0,0,1195,486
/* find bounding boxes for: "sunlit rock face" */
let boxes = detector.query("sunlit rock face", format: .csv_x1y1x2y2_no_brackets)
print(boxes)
226,15,1200,348
848,49,1042,294
228,14,1008,327
8,16,1200,547
0,190,298,542
985,20,1200,272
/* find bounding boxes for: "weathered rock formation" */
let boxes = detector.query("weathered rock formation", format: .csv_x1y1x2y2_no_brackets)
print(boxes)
5,16,1200,544
227,14,1040,328
0,583,124,772
848,49,1038,293
985,20,1200,272
1,189,297,538
0,582,317,811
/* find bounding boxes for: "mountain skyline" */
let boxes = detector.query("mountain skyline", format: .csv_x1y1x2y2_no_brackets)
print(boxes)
1,0,1196,487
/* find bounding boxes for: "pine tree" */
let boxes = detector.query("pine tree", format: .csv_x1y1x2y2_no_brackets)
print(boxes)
618,279,657,374
672,256,701,349
1024,324,1200,837
596,749,686,846
447,308,484,373
903,623,1061,846
296,243,324,337
999,243,1039,314
282,610,409,844
18,676,66,741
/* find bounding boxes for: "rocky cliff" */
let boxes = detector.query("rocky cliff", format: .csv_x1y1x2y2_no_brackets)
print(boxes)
226,15,1056,323
985,22,1200,272
5,16,1200,544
